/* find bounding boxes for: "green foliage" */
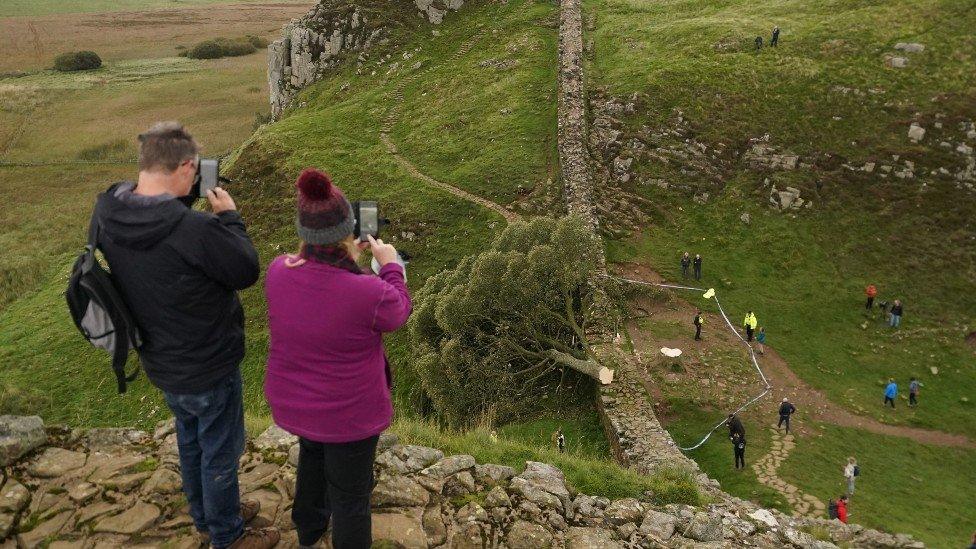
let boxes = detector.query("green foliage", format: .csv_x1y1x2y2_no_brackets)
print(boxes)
76,138,130,161
53,51,102,72
409,216,602,427
186,37,258,60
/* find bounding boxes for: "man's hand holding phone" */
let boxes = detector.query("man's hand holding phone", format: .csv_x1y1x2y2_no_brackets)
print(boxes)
207,188,237,214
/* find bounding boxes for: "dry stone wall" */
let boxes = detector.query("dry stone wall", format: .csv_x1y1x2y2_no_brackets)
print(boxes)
0,417,924,548
268,0,465,119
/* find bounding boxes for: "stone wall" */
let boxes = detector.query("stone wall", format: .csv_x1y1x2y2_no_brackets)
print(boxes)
268,0,466,120
0,416,924,547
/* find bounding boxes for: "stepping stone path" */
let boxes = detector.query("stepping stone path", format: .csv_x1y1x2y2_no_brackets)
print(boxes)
752,426,826,518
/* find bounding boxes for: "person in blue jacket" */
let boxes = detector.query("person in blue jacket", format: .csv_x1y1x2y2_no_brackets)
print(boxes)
883,379,898,408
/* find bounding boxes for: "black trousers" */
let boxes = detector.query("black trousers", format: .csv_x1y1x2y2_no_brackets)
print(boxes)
694,266,702,280
777,414,791,433
884,396,895,408
865,296,874,309
682,264,689,278
909,393,917,406
734,444,746,469
695,325,701,340
746,326,754,341
293,435,379,549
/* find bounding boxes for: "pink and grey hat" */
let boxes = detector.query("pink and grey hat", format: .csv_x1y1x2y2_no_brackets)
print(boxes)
295,168,355,245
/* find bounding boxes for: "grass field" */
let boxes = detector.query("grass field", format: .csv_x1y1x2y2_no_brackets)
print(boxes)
591,0,976,544
0,0,305,18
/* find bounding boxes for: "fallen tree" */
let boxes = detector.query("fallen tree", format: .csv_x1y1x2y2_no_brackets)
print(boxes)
408,215,611,426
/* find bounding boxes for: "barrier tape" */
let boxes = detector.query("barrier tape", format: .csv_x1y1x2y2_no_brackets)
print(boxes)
598,273,772,451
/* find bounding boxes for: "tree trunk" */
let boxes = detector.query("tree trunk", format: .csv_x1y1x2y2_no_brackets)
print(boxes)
545,349,614,384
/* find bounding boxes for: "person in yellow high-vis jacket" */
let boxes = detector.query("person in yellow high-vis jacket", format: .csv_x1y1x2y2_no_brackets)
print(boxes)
743,311,758,341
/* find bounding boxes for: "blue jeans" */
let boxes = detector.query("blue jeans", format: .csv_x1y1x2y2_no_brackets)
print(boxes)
890,313,901,327
164,371,245,548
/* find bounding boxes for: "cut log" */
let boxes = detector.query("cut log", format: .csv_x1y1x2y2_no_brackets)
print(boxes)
546,349,614,385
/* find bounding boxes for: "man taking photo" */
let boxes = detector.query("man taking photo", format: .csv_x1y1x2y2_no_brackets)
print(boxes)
91,122,277,548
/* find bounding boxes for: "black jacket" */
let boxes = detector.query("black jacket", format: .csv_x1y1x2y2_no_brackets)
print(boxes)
93,183,260,394
727,416,745,440
693,257,702,268
890,304,903,315
779,402,796,416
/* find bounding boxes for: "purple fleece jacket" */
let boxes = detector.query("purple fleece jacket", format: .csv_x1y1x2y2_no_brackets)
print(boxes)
264,255,411,443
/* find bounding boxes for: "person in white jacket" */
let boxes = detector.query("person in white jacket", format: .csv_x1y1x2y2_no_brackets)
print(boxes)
844,457,858,497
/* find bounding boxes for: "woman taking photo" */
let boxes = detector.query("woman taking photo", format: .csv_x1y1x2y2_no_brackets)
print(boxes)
264,168,411,549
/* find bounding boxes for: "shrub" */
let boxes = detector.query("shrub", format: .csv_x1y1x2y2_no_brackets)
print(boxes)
245,34,269,49
408,215,604,427
53,51,102,72
186,37,257,60
77,138,130,161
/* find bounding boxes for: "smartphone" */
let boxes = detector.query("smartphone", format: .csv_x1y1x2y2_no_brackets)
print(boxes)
353,201,379,239
197,158,221,198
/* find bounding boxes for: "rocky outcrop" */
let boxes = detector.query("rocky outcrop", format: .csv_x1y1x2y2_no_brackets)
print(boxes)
0,418,924,548
268,0,465,119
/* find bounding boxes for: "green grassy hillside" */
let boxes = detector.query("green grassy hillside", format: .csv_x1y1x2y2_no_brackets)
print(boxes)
592,0,976,435
590,0,976,545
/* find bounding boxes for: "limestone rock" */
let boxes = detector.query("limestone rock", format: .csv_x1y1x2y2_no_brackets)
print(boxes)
93,502,160,535
67,481,99,503
372,475,429,508
17,510,74,547
253,424,297,451
0,478,29,513
565,526,623,549
287,443,300,467
475,463,516,484
0,512,13,538
0,415,45,466
153,417,175,440
894,42,925,53
605,497,643,525
395,445,444,472
377,432,399,452
886,56,908,68
639,509,676,540
143,467,182,495
422,505,447,546
451,521,485,549
485,485,512,508
748,508,778,528
684,512,723,542
507,519,553,549
372,513,427,547
443,470,476,496
456,501,488,523
28,447,87,478
420,454,475,478
84,428,148,450
908,123,926,143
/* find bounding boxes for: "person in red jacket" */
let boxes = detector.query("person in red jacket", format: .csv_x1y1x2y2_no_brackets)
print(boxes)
865,284,877,310
836,495,849,523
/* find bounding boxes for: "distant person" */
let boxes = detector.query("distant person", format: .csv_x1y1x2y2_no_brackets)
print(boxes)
844,457,859,496
827,498,838,520
970,531,976,549
865,284,877,310
877,299,890,320
693,254,703,280
884,378,898,408
909,377,921,407
694,310,704,341
264,168,412,549
889,299,903,328
731,431,746,469
777,398,796,434
756,326,766,354
727,413,745,439
836,495,849,523
743,311,758,342
556,429,566,453
681,252,691,279
755,36,764,51
771,26,780,47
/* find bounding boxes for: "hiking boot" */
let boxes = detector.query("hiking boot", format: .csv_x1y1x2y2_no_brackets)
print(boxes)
197,500,263,545
224,527,281,549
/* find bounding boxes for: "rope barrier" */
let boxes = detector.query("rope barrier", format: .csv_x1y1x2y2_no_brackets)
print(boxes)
598,273,772,451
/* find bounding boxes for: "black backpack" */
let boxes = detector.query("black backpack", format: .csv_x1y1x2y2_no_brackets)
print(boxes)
65,213,142,393
827,500,838,520
853,465,860,477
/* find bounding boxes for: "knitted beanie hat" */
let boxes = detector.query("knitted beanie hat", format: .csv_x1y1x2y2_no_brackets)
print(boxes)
295,168,355,246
